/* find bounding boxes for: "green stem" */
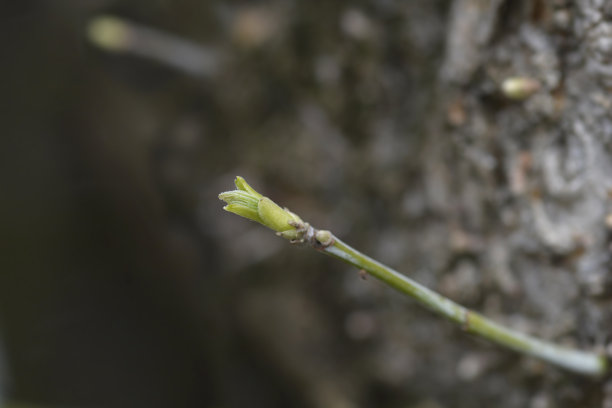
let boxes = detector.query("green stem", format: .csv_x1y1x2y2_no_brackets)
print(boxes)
218,176,608,377
323,236,608,377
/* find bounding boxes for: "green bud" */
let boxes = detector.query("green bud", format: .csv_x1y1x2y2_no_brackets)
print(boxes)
234,176,263,199
222,203,261,223
219,190,259,211
258,197,295,233
219,177,306,239
315,230,334,246
286,209,304,224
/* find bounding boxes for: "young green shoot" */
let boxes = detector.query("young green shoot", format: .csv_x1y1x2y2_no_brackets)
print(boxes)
218,176,609,377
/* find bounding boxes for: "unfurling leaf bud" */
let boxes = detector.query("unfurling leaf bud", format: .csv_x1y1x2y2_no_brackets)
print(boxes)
218,177,308,241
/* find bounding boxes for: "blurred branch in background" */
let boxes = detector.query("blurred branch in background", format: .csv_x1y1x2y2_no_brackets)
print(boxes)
87,15,222,78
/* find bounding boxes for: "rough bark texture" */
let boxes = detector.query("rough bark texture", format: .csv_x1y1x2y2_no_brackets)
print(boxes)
1,0,611,407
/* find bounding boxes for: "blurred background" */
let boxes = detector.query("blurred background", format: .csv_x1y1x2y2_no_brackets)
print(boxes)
2,0,612,407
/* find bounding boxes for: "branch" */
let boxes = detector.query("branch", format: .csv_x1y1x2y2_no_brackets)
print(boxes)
218,177,609,377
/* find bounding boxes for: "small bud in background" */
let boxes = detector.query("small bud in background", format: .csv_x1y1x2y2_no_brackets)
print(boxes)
87,16,132,52
501,77,541,100
605,213,612,229
231,7,278,49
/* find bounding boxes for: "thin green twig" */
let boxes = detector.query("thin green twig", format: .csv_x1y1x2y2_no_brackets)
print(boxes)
219,177,609,377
